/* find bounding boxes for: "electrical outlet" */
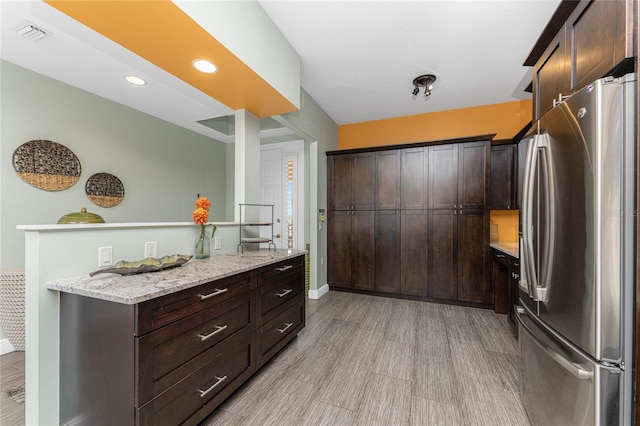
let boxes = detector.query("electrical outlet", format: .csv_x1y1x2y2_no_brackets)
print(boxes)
213,236,221,250
145,241,158,258
98,246,112,267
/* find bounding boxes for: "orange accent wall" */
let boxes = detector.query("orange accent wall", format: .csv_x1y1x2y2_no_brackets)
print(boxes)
45,0,297,118
338,100,532,150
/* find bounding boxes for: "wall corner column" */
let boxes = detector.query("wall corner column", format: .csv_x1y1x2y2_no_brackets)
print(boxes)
234,109,261,221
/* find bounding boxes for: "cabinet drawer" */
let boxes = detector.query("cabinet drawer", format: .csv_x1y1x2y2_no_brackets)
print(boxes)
137,271,253,335
137,293,252,404
260,258,304,320
137,328,253,426
258,301,304,365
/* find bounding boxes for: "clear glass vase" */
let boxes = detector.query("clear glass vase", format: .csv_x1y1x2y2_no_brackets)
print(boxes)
195,229,210,259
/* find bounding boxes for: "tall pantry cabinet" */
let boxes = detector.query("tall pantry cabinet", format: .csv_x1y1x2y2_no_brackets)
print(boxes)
327,152,375,291
327,136,491,307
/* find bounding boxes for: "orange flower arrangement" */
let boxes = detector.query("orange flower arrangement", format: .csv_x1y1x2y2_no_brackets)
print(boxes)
193,197,217,258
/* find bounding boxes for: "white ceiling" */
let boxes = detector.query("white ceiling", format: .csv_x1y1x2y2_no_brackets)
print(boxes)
1,0,561,141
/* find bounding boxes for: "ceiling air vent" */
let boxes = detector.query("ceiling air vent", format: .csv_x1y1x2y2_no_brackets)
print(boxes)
16,22,50,41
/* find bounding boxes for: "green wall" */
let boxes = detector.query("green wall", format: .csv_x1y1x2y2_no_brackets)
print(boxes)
0,60,229,341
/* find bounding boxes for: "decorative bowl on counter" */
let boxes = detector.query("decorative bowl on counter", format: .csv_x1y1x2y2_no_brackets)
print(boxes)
57,207,105,224
89,254,193,276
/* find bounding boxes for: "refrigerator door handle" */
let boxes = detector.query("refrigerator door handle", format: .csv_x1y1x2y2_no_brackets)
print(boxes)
521,135,539,298
516,309,593,380
535,135,554,302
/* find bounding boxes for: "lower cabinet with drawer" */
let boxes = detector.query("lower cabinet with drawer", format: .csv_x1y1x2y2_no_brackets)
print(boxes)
490,248,519,334
59,254,305,426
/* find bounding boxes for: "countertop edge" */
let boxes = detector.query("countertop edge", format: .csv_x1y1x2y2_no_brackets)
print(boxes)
489,242,519,259
47,250,306,305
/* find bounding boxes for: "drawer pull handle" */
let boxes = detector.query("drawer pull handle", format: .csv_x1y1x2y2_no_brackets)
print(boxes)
198,325,228,341
197,375,227,397
277,322,293,334
199,288,228,300
276,289,293,298
495,254,506,258
276,265,293,272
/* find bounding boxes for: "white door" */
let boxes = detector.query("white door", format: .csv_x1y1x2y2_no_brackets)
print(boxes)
260,141,304,250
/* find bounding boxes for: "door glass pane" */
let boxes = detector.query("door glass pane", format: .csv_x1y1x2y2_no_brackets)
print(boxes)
286,159,294,248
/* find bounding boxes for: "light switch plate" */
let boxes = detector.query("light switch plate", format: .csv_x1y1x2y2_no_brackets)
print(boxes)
98,246,112,267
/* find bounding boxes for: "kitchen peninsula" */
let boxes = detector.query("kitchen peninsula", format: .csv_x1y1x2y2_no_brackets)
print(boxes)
49,248,305,425
18,222,305,425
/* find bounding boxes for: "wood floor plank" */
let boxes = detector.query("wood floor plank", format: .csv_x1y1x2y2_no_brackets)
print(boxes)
466,308,519,355
279,341,342,387
372,338,415,381
383,299,419,346
316,359,372,411
240,376,319,425
300,400,356,425
354,373,411,425
200,408,246,426
410,395,464,426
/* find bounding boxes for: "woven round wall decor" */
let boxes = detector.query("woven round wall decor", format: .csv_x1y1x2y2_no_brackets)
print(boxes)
85,173,125,208
12,140,81,191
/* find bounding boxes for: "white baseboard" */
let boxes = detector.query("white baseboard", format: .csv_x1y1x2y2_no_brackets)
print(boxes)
308,283,329,300
0,338,15,355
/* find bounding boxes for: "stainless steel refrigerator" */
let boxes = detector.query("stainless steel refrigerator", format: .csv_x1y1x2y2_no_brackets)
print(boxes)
516,74,636,426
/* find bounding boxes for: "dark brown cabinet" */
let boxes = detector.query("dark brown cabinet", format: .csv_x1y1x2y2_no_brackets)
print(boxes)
533,29,568,120
328,152,375,211
401,147,429,209
516,137,530,209
327,137,490,307
430,141,489,210
375,150,401,210
428,141,490,304
400,210,429,296
327,210,375,291
457,211,490,304
429,210,489,304
428,210,457,300
490,144,517,210
531,0,634,120
567,0,633,94
375,210,401,293
60,255,305,426
491,249,520,333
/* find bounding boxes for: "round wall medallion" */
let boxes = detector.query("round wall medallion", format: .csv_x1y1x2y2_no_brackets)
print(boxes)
12,140,81,191
85,173,124,207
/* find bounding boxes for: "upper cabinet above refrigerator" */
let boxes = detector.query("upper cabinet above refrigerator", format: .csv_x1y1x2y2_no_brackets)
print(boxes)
528,0,634,120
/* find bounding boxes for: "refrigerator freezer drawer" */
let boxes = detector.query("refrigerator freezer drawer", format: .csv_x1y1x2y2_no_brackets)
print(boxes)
517,308,622,426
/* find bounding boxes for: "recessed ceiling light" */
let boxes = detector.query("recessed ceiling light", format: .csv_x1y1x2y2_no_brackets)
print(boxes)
192,59,218,74
125,75,146,86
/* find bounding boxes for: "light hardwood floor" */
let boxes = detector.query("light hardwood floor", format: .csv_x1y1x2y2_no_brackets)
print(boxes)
203,291,530,426
0,291,530,426
0,350,25,426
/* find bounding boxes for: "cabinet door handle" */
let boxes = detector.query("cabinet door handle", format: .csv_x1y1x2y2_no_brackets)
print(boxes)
197,375,227,397
198,325,228,341
276,288,293,298
276,265,293,272
496,254,506,259
277,322,293,333
198,288,228,300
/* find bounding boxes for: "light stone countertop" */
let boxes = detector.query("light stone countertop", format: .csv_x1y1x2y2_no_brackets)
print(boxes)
489,241,519,259
47,249,306,305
